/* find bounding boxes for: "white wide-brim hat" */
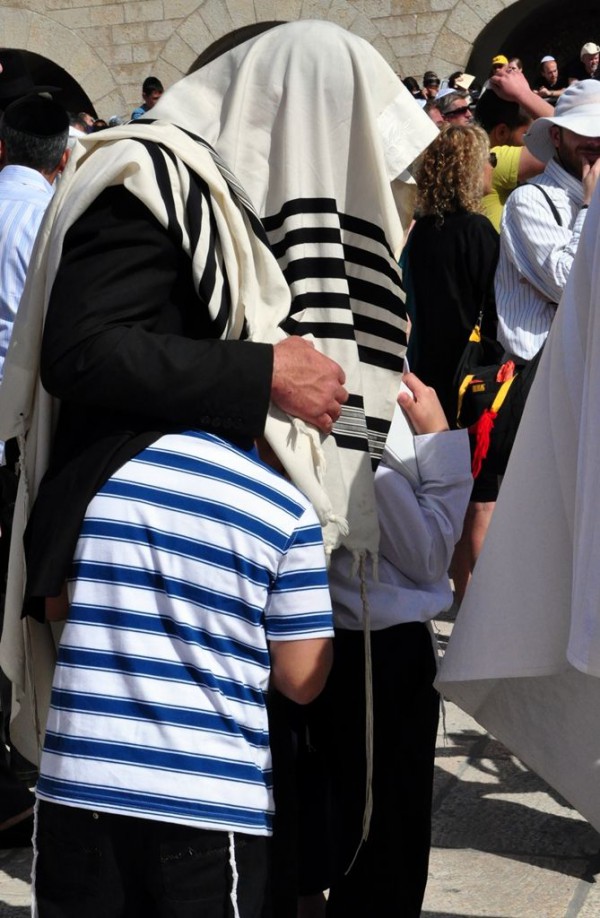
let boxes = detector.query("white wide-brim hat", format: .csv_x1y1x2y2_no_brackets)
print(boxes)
524,80,600,162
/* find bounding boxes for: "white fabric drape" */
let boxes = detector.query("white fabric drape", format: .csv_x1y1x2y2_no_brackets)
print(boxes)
151,20,438,559
437,181,600,832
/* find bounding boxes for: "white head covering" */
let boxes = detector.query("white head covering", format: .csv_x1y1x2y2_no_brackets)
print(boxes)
524,79,600,162
152,20,438,558
580,41,600,59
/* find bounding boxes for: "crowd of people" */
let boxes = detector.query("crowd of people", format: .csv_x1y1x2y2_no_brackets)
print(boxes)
0,23,599,918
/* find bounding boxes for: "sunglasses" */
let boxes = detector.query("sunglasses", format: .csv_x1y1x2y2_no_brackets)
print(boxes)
489,152,497,167
444,105,471,119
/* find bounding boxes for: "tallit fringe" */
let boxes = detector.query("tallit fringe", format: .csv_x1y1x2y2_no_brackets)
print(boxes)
345,554,374,875
289,418,328,483
17,433,28,507
429,620,449,746
228,832,241,918
31,799,39,918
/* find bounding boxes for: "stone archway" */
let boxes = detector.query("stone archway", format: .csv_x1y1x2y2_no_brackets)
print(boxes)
157,1,403,86
0,6,126,117
466,0,600,84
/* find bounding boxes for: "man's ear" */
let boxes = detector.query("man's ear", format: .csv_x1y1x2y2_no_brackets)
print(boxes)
58,147,71,173
0,139,6,167
46,147,71,185
549,124,561,150
489,123,508,147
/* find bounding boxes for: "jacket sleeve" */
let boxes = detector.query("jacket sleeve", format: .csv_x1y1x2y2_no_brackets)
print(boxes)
41,185,274,440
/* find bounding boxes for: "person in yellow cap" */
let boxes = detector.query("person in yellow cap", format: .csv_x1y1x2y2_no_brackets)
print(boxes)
490,54,509,76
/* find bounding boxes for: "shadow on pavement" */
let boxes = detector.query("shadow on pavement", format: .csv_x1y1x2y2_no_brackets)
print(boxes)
431,729,600,880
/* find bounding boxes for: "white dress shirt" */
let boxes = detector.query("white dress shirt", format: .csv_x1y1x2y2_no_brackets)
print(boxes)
328,426,472,630
495,158,587,361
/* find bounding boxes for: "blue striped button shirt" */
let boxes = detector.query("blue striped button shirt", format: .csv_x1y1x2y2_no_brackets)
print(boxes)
495,158,586,361
0,165,54,381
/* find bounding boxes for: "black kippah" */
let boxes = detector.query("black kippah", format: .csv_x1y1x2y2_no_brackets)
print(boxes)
2,94,69,138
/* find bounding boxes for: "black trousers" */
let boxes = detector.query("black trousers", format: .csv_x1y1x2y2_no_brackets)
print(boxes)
297,623,439,917
35,801,268,918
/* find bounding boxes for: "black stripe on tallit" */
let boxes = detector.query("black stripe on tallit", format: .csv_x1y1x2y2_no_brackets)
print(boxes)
132,130,232,339
173,124,270,245
340,212,394,260
282,256,347,285
269,226,343,260
283,319,357,340
184,167,231,339
343,242,402,286
353,310,406,344
131,139,183,248
262,198,339,232
358,344,404,372
281,293,352,324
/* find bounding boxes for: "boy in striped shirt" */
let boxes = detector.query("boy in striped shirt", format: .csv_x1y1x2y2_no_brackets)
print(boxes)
34,431,333,918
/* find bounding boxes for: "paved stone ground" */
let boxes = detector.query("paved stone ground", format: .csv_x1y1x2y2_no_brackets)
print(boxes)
422,616,600,918
1,617,599,916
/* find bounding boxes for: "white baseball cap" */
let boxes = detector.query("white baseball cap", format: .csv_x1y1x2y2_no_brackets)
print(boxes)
524,80,600,162
580,42,600,59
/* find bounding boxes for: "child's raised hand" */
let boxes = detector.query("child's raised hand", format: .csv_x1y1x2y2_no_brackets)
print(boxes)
397,372,450,435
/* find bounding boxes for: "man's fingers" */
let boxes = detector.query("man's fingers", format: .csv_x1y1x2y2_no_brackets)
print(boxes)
336,383,349,404
314,413,334,434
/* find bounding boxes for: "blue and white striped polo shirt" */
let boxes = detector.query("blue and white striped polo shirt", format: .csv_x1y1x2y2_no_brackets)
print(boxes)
36,431,333,835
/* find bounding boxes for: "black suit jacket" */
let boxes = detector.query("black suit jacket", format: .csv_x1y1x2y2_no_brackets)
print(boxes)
24,185,274,618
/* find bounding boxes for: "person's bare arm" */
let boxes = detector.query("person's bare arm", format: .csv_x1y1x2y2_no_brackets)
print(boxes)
270,638,333,704
490,69,554,119
517,146,545,183
534,85,567,102
272,337,348,433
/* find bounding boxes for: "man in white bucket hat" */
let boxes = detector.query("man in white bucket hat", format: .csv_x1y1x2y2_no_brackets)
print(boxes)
568,42,600,84
495,79,600,362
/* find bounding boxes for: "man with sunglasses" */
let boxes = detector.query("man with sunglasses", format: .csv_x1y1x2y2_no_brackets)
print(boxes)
435,90,473,125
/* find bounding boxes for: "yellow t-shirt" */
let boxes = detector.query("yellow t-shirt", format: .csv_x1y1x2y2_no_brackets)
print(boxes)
481,145,521,232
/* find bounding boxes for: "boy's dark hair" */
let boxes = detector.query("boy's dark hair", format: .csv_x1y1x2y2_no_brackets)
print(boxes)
142,76,164,95
475,88,530,134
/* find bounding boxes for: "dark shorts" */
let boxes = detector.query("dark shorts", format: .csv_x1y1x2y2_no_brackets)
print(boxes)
34,801,268,918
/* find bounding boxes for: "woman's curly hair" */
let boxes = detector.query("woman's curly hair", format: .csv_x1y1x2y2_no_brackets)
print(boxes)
416,124,490,221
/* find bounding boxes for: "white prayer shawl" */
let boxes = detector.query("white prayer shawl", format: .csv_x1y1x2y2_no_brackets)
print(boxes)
151,20,438,557
437,181,600,832
0,22,436,760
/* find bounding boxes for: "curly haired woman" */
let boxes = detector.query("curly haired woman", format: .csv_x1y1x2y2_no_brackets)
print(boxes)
401,123,500,603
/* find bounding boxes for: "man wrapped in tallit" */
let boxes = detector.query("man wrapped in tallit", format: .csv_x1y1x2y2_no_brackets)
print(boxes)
0,19,436,835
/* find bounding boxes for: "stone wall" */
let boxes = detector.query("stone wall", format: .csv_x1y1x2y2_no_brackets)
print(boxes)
0,0,518,117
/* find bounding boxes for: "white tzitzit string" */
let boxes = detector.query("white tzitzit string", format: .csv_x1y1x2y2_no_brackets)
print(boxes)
345,553,374,874
228,832,241,917
31,799,39,918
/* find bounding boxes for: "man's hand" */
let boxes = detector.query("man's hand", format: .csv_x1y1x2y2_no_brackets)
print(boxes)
490,69,554,117
397,372,449,435
490,67,532,103
582,156,600,205
271,337,348,433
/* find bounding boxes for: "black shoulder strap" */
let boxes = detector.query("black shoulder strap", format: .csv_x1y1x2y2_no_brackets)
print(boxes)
526,183,563,226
